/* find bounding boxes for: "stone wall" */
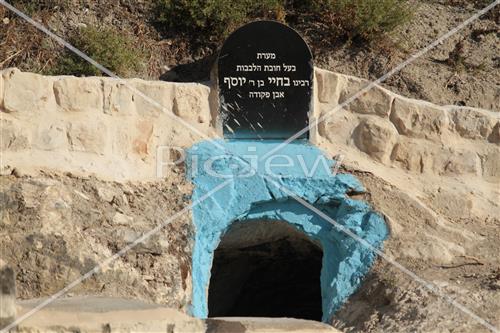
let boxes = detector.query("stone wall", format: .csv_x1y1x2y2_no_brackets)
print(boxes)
0,68,215,182
1,68,498,182
314,68,499,182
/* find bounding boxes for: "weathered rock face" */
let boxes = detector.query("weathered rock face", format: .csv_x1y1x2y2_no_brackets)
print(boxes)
0,171,194,310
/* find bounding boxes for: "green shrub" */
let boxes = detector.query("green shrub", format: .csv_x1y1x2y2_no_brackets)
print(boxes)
154,0,285,39
153,0,412,43
52,26,146,77
8,0,69,15
331,0,413,40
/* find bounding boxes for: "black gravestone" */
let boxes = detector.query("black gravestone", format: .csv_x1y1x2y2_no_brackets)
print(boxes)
218,21,313,140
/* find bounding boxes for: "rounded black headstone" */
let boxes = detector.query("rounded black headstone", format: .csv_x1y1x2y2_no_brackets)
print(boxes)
218,21,313,140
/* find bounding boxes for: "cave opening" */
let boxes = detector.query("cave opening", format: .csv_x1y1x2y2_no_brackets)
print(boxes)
208,220,323,321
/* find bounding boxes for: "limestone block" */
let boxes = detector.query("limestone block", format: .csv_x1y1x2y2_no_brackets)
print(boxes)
132,120,154,159
67,122,107,154
316,105,357,143
339,76,393,117
482,149,500,178
33,121,67,151
54,77,103,113
353,117,398,163
390,141,428,173
391,136,441,173
434,148,481,176
112,127,132,158
103,79,135,115
132,80,176,118
450,107,497,140
3,68,55,113
315,68,343,104
391,141,480,176
1,119,30,151
173,84,211,124
390,98,449,140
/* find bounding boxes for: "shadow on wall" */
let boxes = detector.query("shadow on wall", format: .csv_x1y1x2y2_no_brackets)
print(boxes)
160,54,216,83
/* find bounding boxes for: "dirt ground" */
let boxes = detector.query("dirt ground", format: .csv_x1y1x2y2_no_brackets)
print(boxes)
0,170,195,310
317,0,500,111
1,165,498,332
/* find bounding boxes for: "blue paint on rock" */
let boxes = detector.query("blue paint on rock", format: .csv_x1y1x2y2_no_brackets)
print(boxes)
186,139,388,322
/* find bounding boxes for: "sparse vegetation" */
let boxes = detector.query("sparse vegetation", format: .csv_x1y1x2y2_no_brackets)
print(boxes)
153,0,412,43
51,26,147,77
1,0,412,77
1,0,497,110
154,0,285,38
7,0,69,15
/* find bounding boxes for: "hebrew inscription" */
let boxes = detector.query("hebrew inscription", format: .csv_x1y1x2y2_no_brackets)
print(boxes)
218,21,313,139
222,54,310,100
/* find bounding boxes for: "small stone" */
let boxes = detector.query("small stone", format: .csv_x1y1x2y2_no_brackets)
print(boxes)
20,183,41,208
11,168,23,178
112,212,133,225
3,17,10,25
0,165,13,176
73,190,90,201
1,211,11,226
96,186,115,203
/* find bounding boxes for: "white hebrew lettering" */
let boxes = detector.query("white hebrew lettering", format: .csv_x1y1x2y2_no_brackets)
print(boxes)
236,63,262,72
272,91,285,99
264,65,281,71
224,76,247,89
256,52,276,60
249,91,271,99
293,79,310,87
268,76,292,87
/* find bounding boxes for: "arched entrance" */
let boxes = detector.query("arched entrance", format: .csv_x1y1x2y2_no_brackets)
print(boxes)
208,220,323,320
187,140,389,322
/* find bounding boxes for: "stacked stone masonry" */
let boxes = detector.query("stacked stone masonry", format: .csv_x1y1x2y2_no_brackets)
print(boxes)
314,68,499,182
1,68,498,182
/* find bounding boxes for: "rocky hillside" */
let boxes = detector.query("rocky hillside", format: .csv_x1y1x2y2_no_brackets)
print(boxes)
0,0,498,110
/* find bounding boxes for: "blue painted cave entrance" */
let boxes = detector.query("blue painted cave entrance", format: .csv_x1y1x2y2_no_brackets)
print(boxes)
186,141,389,322
185,20,388,323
